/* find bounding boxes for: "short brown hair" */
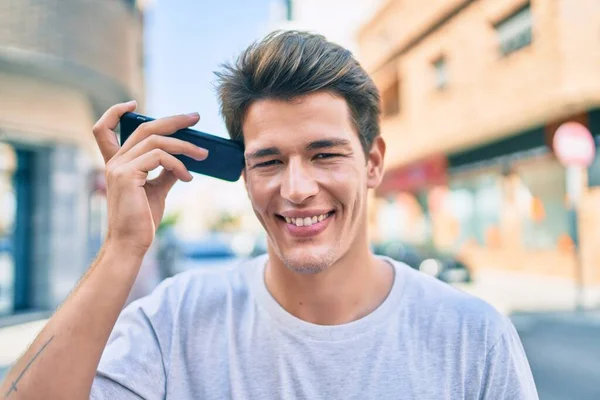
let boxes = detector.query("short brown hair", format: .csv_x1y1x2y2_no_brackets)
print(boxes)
215,30,381,155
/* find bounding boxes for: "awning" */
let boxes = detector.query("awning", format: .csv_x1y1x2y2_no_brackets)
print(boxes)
376,154,448,197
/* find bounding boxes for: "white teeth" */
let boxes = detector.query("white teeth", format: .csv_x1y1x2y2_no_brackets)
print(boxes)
286,213,331,227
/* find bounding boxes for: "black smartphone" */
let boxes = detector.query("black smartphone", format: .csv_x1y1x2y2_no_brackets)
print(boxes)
119,112,245,182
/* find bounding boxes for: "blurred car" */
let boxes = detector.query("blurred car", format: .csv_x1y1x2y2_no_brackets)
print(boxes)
249,234,268,257
372,241,471,284
372,241,424,271
173,235,238,274
0,237,12,253
419,253,472,284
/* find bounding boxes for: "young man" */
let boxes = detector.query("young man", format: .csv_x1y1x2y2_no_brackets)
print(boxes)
1,31,538,399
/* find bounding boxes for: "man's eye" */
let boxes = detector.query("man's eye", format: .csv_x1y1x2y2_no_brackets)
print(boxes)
255,160,281,168
314,153,341,160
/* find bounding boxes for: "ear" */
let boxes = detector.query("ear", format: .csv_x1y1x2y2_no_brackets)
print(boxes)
366,136,386,189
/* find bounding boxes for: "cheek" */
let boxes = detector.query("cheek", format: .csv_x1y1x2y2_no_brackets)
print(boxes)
246,174,276,214
316,163,365,201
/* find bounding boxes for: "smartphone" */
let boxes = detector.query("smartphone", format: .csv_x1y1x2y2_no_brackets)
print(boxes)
119,112,245,182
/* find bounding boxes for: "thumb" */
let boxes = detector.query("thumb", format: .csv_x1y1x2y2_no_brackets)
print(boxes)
153,168,181,197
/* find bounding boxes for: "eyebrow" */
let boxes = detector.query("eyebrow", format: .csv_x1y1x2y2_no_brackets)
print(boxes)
245,147,281,161
305,138,351,151
245,138,352,161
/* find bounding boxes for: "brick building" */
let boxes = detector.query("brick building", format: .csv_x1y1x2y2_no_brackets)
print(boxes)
0,0,146,319
358,0,600,302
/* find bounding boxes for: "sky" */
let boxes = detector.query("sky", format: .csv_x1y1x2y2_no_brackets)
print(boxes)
142,0,280,223
144,0,277,135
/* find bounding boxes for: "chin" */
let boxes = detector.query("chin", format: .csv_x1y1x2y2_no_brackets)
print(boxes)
278,246,339,275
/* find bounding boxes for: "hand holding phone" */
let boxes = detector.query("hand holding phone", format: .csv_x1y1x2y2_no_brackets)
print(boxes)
93,103,209,253
119,112,245,182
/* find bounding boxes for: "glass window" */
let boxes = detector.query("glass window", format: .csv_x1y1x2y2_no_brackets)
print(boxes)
443,172,502,250
587,144,600,187
514,158,569,249
0,143,16,316
495,4,532,56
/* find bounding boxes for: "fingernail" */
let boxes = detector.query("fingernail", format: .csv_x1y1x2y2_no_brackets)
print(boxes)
186,112,200,118
126,100,137,106
193,150,208,161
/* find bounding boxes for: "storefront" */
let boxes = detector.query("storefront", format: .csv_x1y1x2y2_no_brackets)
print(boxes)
0,142,35,316
374,155,447,246
0,143,16,315
375,115,589,281
438,117,591,279
441,152,570,254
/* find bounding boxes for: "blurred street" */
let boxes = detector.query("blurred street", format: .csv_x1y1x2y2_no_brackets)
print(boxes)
513,311,600,400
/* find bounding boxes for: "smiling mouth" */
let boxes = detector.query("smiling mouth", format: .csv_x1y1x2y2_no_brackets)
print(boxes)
277,211,335,227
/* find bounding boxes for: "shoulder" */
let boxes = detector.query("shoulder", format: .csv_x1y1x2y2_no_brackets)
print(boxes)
155,255,261,305
128,256,263,324
389,258,511,349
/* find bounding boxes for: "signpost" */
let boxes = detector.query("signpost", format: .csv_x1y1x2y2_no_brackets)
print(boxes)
552,121,595,311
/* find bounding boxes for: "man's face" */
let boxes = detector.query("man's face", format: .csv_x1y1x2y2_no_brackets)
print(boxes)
242,91,384,274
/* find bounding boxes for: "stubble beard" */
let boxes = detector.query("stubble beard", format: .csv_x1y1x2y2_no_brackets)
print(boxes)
279,244,340,275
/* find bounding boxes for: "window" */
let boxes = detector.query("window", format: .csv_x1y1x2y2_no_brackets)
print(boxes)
446,174,502,249
122,0,137,9
285,0,293,21
495,3,532,56
382,79,400,117
0,143,16,316
515,159,569,250
433,57,448,90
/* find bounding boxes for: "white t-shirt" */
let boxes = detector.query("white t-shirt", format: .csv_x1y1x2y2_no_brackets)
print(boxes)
91,255,538,399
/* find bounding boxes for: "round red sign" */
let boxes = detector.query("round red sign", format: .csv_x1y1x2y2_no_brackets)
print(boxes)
552,122,596,167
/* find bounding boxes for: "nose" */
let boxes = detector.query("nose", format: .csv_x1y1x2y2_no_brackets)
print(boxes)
280,158,319,204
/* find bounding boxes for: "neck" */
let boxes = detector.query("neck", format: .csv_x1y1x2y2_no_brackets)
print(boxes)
264,235,394,326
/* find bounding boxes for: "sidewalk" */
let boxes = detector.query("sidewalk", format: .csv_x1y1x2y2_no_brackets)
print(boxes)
453,269,600,315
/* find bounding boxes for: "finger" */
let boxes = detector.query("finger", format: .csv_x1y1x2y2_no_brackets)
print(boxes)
119,135,208,164
151,168,180,197
116,112,200,158
93,100,138,163
126,149,193,183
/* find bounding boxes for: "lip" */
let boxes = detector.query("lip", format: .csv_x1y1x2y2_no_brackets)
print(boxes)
278,212,334,238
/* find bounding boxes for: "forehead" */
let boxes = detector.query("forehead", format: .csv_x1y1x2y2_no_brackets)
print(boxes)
242,92,359,151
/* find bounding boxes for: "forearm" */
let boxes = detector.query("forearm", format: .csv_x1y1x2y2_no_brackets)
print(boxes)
0,241,146,400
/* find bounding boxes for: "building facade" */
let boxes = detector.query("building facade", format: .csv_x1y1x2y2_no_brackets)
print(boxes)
0,0,146,318
358,0,600,299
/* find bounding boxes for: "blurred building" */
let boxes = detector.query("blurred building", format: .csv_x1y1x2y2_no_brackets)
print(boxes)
359,0,600,298
267,0,385,54
0,0,146,318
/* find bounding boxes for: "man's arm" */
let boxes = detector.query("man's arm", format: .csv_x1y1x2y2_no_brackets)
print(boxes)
478,319,539,400
0,242,144,400
0,102,206,399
